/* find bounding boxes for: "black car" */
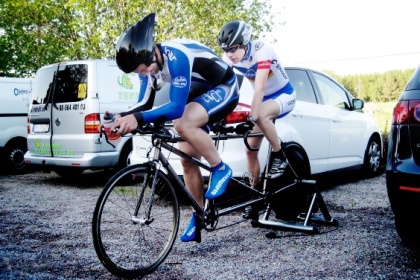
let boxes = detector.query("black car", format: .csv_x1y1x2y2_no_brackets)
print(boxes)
386,65,420,248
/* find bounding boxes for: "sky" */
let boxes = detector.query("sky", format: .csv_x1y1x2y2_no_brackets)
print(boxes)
267,0,420,75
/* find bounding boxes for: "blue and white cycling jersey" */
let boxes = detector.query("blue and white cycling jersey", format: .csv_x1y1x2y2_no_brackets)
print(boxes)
127,39,238,125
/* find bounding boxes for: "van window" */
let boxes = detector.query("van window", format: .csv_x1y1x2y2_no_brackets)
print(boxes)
31,64,88,105
54,64,88,103
31,67,55,105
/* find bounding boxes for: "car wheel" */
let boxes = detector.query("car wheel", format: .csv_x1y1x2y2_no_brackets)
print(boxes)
3,138,27,173
363,135,382,177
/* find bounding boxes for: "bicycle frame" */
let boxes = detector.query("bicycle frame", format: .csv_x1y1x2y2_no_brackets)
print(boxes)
140,123,338,233
148,129,266,220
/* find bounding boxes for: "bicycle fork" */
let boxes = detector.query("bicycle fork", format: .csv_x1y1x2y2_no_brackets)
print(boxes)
131,163,160,226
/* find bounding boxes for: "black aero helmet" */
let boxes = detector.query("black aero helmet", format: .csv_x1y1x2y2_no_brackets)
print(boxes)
218,21,252,48
115,13,156,73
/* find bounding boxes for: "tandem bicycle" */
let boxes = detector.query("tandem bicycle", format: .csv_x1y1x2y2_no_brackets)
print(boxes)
92,119,338,279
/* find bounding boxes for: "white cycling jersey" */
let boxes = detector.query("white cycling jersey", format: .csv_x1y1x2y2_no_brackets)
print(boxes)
222,40,292,96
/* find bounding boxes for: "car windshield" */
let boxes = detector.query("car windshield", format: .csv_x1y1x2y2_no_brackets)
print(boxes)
405,66,420,91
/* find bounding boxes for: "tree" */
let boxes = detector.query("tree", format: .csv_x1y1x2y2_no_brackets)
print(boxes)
0,0,276,77
0,0,73,77
331,68,415,103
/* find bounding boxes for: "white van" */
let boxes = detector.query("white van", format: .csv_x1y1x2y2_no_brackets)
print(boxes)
0,77,34,172
25,59,149,177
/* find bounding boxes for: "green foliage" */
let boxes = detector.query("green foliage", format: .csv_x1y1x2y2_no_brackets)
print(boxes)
0,0,274,77
328,69,415,103
0,0,73,77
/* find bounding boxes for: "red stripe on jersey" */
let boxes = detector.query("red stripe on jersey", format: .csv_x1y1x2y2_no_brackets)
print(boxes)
257,60,271,69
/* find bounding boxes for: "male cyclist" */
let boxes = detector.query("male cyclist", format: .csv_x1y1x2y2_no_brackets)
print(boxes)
218,21,296,219
109,13,239,242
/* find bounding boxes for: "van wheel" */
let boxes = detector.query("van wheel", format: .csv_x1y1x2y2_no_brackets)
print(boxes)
116,141,133,171
54,167,84,178
3,138,27,173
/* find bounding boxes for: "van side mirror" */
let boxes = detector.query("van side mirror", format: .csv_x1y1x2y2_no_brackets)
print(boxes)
353,99,364,110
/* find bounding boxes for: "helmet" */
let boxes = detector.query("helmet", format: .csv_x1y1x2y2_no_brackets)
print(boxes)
218,21,252,48
115,13,156,73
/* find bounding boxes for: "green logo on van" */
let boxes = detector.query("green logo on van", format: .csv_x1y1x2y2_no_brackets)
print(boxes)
33,139,75,155
118,73,133,89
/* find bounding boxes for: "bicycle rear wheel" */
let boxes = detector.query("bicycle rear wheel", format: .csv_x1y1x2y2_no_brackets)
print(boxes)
92,163,179,279
268,144,311,220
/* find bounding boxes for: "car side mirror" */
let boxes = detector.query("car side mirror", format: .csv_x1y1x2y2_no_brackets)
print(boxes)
353,99,364,110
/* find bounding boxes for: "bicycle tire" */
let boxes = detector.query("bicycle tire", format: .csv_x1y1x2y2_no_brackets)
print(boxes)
268,145,311,220
92,163,179,279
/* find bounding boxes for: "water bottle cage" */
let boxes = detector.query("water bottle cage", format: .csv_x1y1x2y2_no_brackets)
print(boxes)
100,127,116,148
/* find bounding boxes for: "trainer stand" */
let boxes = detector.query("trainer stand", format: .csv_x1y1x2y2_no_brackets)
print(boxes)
251,179,339,234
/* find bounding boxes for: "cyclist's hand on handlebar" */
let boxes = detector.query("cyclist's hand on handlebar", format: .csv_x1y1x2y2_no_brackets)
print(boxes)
111,114,139,135
235,121,255,135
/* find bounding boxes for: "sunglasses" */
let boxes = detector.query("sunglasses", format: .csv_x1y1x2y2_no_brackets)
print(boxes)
222,45,240,53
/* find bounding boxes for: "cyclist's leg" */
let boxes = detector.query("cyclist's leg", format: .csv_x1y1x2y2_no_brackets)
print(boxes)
176,141,204,242
242,126,265,220
177,141,205,208
264,91,296,177
255,99,282,151
92,164,179,279
259,90,296,151
177,81,238,200
174,105,221,242
245,125,264,187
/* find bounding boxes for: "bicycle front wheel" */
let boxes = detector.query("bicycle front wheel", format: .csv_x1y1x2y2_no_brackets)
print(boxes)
92,163,179,279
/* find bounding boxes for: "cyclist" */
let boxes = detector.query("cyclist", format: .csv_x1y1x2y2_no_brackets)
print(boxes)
218,21,296,219
110,13,239,242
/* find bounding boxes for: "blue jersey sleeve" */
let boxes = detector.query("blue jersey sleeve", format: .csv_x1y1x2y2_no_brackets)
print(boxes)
142,46,191,123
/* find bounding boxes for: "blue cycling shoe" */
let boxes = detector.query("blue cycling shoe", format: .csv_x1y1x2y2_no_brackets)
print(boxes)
180,212,201,243
205,161,232,199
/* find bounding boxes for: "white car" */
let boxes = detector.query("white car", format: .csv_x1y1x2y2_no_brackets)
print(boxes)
131,66,383,179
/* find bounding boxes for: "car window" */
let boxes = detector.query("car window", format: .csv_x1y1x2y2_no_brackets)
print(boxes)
405,66,420,90
287,69,317,104
313,72,350,109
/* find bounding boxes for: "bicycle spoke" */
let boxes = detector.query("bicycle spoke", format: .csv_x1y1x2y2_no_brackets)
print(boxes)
92,164,179,278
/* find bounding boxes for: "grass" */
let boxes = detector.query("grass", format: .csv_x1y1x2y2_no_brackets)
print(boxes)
364,102,395,135
364,101,395,161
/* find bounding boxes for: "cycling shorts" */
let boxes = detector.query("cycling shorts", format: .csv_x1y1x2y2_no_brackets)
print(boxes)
192,76,240,127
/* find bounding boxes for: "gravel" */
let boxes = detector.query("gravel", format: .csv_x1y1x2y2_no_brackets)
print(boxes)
1,168,420,279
